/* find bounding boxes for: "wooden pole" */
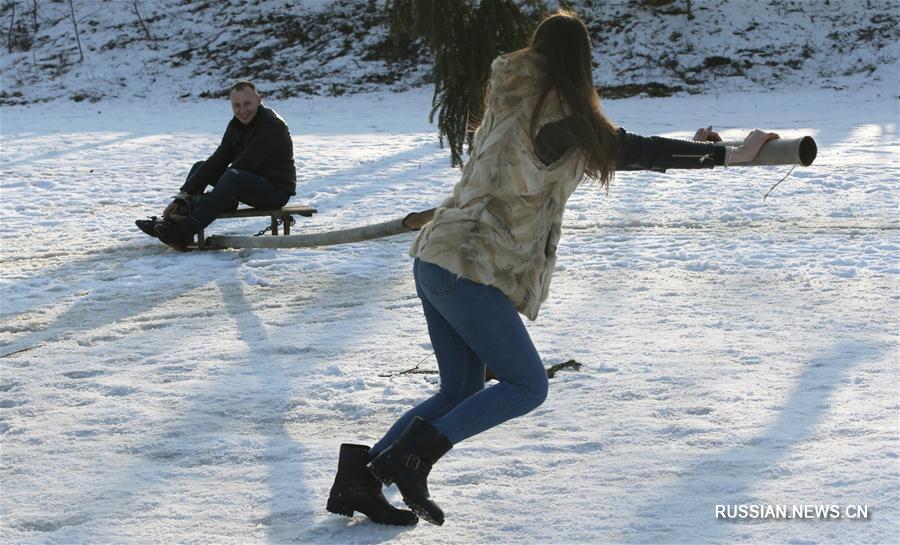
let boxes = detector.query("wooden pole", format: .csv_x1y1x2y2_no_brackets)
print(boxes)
203,136,817,251
205,209,436,250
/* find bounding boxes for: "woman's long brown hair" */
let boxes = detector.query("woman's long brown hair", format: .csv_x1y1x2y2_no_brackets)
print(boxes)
529,10,619,188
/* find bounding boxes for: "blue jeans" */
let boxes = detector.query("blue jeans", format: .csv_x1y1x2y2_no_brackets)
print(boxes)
370,259,548,455
179,161,290,232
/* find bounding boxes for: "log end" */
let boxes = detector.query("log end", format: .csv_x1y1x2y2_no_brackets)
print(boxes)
402,208,436,231
799,136,817,166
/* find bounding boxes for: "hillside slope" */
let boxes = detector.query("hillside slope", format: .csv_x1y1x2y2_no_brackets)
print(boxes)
1,0,897,105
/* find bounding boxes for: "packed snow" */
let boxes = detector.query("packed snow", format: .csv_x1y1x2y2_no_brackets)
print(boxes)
2,75,897,543
2,0,899,541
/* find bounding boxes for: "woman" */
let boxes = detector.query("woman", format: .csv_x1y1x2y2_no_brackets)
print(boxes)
326,10,777,526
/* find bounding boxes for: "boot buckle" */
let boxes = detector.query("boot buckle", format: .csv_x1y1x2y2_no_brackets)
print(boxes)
405,454,422,470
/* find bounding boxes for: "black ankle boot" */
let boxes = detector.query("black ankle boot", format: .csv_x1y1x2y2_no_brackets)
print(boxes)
368,417,453,526
326,444,418,526
135,216,161,238
155,221,194,252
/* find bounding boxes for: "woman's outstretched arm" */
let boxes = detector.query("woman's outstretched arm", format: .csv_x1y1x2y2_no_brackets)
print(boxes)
618,127,779,171
535,118,778,171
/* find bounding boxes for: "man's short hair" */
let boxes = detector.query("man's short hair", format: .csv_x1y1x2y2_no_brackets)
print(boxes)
229,81,258,95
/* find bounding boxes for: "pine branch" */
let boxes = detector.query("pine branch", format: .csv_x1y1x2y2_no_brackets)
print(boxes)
546,359,582,379
388,0,543,167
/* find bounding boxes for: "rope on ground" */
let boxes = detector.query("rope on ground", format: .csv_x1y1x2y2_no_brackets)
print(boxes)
763,164,798,201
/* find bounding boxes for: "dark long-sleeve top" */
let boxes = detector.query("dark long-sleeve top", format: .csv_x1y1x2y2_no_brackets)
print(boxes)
535,118,726,172
181,105,297,196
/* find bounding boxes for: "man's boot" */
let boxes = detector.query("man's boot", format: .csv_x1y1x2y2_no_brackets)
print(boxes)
326,444,418,526
368,417,453,526
155,220,196,252
135,216,161,238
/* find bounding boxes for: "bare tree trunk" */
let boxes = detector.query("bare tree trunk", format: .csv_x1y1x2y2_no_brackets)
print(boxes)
132,0,152,41
30,0,37,66
7,0,16,54
67,0,83,62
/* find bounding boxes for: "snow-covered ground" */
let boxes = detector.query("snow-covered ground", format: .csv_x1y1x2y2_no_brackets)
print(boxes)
1,76,898,544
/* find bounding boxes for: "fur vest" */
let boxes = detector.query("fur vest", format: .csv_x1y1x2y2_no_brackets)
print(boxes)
410,50,587,320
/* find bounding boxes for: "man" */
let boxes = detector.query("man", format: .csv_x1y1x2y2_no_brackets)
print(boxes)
137,81,296,251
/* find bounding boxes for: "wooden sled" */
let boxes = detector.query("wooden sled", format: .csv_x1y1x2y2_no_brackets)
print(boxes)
193,204,317,249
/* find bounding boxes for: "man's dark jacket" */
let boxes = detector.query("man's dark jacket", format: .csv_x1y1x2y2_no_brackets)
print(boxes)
183,105,297,195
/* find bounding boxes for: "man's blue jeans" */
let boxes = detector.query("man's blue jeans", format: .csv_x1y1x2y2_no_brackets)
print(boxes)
180,161,290,232
371,258,548,455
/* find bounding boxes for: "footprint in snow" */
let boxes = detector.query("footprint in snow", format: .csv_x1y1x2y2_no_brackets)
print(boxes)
29,180,56,190
102,386,137,397
62,369,108,379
